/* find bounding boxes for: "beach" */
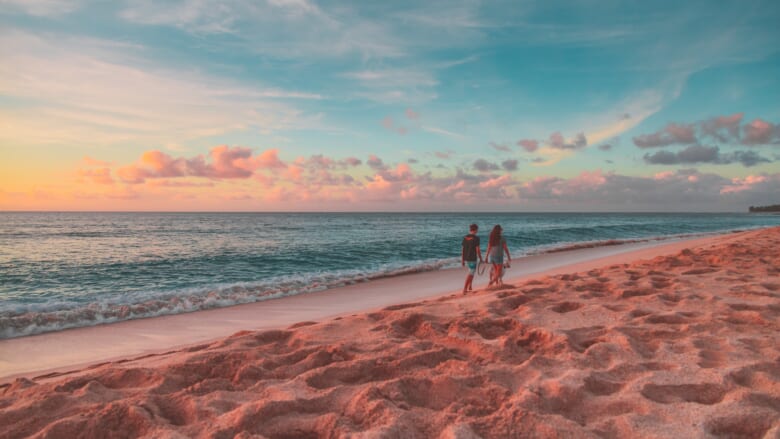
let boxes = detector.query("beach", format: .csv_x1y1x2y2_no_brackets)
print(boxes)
1,226,779,437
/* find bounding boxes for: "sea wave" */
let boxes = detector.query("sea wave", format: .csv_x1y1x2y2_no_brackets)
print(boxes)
527,231,709,255
0,258,456,339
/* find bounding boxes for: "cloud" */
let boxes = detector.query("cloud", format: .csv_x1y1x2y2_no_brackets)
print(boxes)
254,148,287,169
294,154,362,170
643,145,771,167
517,139,539,152
473,159,499,172
146,180,215,188
634,114,779,148
515,169,780,211
720,175,769,194
117,146,285,183
548,132,587,150
501,159,518,171
0,30,319,147
490,142,511,152
343,157,362,167
585,89,668,146
598,144,613,151
405,108,419,120
434,151,452,159
742,118,779,145
643,145,718,164
422,126,465,139
366,154,387,171
345,69,438,104
381,116,408,135
700,113,743,142
726,151,773,167
633,123,697,148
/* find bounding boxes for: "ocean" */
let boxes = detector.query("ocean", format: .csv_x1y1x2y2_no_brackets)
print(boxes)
1,212,779,339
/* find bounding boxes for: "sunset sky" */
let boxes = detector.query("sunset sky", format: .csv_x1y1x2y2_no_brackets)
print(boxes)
1,0,779,211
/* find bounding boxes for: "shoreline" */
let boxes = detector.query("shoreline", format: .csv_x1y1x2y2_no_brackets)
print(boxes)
0,228,753,383
2,227,753,341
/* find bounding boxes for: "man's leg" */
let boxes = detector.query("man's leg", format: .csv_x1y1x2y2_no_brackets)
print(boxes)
463,274,474,293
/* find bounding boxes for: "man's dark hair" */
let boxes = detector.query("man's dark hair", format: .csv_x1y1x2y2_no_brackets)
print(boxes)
469,223,478,231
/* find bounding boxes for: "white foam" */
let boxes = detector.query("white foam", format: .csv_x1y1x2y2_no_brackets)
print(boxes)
0,258,457,339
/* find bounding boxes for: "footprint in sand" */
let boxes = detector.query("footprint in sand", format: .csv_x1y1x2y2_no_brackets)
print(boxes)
583,371,626,396
728,362,780,389
620,288,655,299
640,382,727,405
487,294,531,316
644,312,696,325
564,326,607,353
704,411,777,439
693,336,729,368
550,301,583,314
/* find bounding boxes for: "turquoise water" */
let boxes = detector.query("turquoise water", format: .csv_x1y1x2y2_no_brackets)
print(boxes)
1,212,778,338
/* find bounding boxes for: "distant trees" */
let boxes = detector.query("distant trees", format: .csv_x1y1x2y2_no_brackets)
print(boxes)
749,204,780,212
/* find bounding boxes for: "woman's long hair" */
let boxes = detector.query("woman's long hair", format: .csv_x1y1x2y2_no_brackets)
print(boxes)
489,225,503,247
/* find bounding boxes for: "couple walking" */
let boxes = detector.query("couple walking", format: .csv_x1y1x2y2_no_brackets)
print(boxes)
461,223,511,293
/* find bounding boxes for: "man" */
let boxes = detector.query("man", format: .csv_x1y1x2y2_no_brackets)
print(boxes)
461,223,483,293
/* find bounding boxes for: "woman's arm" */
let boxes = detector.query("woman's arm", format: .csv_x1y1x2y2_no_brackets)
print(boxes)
503,242,511,264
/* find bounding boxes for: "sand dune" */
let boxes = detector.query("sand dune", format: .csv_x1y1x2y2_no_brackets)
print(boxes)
2,228,779,438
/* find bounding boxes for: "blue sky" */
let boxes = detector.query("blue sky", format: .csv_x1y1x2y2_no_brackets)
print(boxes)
1,0,779,211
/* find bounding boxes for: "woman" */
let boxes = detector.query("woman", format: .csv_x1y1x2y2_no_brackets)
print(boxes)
486,224,511,286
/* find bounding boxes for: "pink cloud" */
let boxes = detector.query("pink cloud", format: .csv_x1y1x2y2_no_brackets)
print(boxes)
701,113,743,142
571,170,607,187
479,174,512,189
633,123,697,148
147,180,216,188
518,139,539,152
367,154,387,170
742,118,776,145
209,145,255,178
665,123,696,144
284,165,304,182
654,171,675,180
720,175,768,194
405,108,419,120
253,148,287,169
118,146,284,184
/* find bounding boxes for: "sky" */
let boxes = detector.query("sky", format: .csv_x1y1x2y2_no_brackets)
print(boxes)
1,0,779,211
